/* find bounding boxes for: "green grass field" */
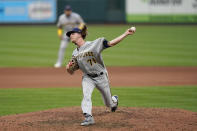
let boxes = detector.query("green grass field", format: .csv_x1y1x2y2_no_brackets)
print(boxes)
0,25,197,67
0,86,197,116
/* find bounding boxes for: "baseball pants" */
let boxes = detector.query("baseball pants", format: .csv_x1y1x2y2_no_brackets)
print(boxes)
81,73,116,115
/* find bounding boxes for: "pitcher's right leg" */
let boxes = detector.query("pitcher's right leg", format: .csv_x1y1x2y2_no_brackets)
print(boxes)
81,76,95,116
81,76,95,126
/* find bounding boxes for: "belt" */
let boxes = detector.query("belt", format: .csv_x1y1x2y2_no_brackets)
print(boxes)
87,72,104,78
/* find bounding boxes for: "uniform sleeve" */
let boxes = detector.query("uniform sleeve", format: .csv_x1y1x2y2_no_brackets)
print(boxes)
103,39,111,48
95,37,110,53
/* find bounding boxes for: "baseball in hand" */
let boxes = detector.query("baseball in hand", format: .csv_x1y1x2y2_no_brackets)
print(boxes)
129,26,136,33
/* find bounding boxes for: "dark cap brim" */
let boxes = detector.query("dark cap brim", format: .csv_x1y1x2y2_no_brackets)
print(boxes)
66,31,75,37
66,29,82,37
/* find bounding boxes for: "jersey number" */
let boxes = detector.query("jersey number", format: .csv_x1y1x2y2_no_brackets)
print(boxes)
87,58,97,66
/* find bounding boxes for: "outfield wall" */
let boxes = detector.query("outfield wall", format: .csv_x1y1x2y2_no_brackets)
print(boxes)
126,0,197,23
57,0,125,23
1,0,197,24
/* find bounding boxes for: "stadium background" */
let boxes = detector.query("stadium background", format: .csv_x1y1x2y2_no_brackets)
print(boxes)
0,0,197,130
1,0,197,24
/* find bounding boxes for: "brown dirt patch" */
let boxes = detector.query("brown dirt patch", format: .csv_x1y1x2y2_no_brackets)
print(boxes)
0,67,197,88
0,107,197,131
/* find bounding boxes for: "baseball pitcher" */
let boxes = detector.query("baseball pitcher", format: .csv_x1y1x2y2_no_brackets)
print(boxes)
66,25,136,126
54,5,84,68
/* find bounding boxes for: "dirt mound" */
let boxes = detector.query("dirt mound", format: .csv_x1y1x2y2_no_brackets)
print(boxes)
0,107,196,131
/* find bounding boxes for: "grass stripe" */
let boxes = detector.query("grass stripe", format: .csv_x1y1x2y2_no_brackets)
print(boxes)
0,86,197,116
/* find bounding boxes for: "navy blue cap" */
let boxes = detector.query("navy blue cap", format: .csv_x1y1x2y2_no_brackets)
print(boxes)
64,5,72,10
66,28,82,37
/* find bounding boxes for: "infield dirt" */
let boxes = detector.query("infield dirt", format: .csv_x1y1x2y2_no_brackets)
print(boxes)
0,67,197,88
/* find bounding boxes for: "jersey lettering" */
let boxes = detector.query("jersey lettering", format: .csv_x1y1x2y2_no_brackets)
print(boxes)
76,52,94,59
87,58,97,66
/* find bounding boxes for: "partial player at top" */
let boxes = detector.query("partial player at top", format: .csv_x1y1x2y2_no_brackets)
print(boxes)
54,5,85,68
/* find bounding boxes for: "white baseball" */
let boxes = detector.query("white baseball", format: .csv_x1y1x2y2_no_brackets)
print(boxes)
130,26,136,33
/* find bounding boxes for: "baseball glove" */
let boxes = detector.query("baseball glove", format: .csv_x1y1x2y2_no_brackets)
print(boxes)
67,57,79,72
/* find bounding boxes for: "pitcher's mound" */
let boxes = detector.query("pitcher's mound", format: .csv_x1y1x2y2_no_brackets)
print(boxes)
0,107,197,131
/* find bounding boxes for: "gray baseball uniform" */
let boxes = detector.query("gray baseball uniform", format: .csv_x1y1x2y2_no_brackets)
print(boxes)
72,37,117,115
55,12,84,67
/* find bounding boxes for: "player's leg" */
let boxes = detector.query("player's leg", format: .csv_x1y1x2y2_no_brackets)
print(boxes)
81,75,95,126
96,74,118,111
54,37,69,68
81,76,95,115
